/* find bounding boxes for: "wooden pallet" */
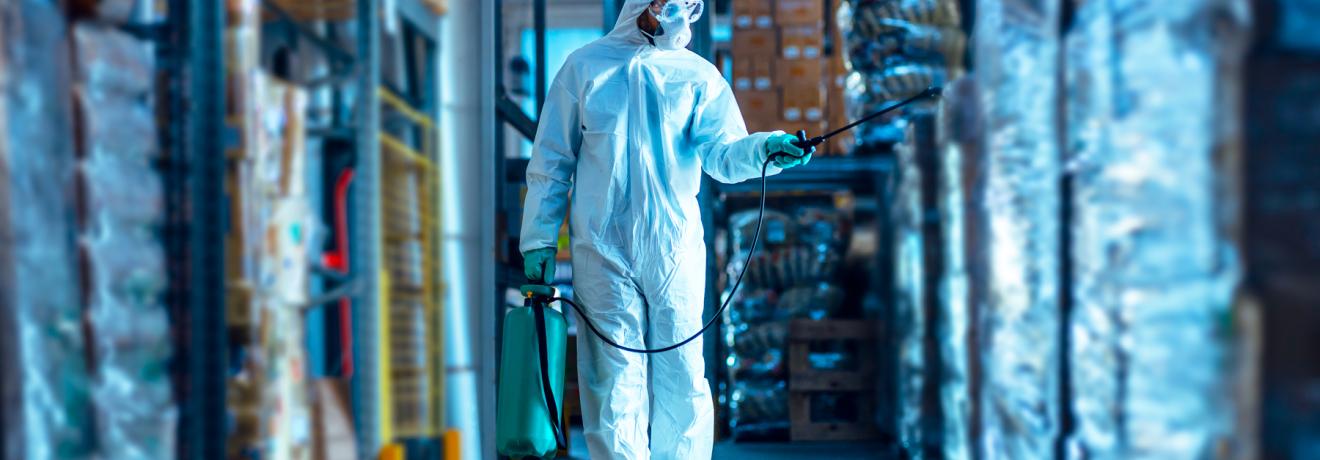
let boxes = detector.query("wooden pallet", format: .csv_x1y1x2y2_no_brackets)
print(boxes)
787,319,881,442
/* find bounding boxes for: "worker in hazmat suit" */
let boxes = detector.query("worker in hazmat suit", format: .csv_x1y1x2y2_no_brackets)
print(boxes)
519,0,812,458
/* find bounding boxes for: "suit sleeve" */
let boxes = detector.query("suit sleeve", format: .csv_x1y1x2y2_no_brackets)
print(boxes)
690,75,781,184
519,68,581,254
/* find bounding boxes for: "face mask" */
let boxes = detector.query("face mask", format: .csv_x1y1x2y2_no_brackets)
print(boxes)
641,1,703,50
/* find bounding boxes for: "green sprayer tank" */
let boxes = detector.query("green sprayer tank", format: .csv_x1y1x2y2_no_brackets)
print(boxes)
496,285,567,458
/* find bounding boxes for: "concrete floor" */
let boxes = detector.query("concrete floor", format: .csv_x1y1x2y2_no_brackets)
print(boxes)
566,428,893,459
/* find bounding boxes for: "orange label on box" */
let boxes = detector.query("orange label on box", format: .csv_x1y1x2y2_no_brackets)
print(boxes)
736,89,780,116
732,28,778,58
776,58,824,86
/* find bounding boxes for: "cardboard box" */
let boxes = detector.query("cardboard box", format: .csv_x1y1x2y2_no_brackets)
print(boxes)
736,89,781,120
732,28,778,58
779,24,825,60
736,90,780,133
732,0,773,29
776,58,824,87
780,84,827,123
733,58,775,92
775,0,824,26
732,59,751,91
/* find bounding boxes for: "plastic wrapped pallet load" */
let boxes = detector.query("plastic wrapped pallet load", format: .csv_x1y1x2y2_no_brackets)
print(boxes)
891,112,936,456
72,23,177,460
1064,0,1258,458
935,76,982,460
723,206,854,440
836,0,965,149
973,0,1062,457
1,1,94,458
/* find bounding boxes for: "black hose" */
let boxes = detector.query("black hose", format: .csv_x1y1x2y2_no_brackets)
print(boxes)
550,153,798,354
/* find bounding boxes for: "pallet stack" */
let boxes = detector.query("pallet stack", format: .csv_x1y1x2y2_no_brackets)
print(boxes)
224,0,317,457
724,204,860,440
0,1,94,457
731,0,852,156
72,21,178,459
837,0,963,147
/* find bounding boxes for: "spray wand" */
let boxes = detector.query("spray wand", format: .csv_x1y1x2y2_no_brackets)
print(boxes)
786,84,944,152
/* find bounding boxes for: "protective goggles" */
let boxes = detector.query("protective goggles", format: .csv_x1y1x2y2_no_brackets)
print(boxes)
647,0,704,24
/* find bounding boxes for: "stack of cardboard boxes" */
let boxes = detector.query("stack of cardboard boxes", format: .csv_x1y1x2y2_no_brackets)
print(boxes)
731,0,852,155
225,0,317,457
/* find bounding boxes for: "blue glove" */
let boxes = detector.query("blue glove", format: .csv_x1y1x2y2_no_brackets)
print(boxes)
523,247,557,284
764,132,814,168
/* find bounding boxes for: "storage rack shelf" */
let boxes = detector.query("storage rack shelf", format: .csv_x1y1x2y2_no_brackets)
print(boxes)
709,149,897,442
153,0,446,457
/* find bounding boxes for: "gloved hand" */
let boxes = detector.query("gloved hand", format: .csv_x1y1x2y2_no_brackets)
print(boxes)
764,132,814,168
523,247,557,284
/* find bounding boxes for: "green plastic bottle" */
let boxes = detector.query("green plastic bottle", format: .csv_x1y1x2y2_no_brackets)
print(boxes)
496,286,567,459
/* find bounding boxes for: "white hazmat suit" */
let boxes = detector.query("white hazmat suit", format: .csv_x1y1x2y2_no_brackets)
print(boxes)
518,1,795,458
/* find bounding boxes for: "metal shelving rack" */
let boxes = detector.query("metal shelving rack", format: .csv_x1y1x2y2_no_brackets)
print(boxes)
708,154,897,439
352,0,386,455
158,0,228,458
337,2,450,456
153,0,408,457
376,19,446,448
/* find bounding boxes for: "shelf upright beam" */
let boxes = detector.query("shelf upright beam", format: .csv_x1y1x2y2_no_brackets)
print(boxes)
482,0,502,454
533,0,546,114
353,0,385,456
181,0,227,457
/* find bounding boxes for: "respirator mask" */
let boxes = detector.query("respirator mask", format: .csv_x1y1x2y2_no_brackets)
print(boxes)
641,0,704,50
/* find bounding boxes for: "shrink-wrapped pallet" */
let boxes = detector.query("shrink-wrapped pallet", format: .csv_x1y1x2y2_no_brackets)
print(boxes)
837,0,965,149
1064,0,1255,458
934,76,982,460
72,23,176,459
1,2,92,458
973,0,1063,457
